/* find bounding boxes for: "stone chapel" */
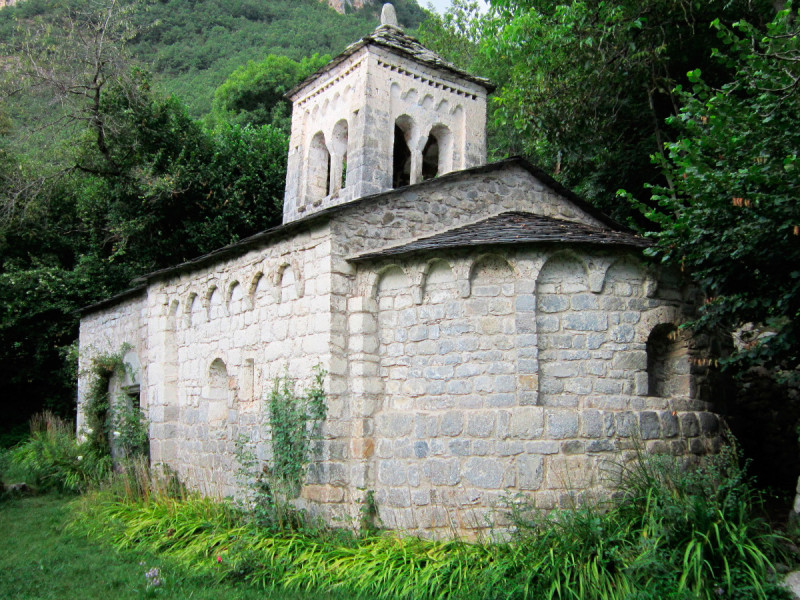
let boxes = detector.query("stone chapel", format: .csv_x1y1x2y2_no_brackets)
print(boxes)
77,5,721,535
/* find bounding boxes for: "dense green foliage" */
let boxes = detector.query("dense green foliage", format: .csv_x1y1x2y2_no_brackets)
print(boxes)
0,0,427,117
0,0,430,429
641,6,800,377
209,53,331,131
4,412,111,493
70,446,791,600
422,0,778,222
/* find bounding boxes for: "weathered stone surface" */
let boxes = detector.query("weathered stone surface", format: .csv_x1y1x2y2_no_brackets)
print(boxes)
76,18,717,537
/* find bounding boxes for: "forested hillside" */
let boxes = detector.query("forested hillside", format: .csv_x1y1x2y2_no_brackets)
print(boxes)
0,0,427,435
1,0,427,116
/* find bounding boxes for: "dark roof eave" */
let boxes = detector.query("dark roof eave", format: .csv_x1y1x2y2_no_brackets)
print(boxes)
350,238,650,263
124,157,628,286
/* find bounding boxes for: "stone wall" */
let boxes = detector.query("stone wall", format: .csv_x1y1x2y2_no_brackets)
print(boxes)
78,168,720,535
339,246,717,536
284,44,488,223
77,293,148,434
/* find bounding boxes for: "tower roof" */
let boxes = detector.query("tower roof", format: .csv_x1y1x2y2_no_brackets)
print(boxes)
287,23,495,101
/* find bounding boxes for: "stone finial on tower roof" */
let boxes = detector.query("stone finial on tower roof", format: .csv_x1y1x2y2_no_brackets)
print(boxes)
380,3,399,28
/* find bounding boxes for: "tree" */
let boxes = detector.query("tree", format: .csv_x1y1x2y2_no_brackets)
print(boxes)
643,5,800,377
479,0,776,222
208,54,330,131
0,1,289,428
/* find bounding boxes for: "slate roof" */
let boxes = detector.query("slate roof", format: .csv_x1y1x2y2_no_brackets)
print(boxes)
81,158,639,315
350,211,649,262
287,24,494,99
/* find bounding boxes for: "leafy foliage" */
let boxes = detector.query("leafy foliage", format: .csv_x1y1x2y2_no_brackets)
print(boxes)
6,412,111,493
0,5,289,426
83,348,128,456
72,444,792,600
267,367,327,495
208,54,330,131
476,0,776,221
641,5,800,376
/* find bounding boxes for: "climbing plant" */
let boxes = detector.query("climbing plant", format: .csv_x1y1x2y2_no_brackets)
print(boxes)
83,347,128,456
81,344,148,462
268,365,327,495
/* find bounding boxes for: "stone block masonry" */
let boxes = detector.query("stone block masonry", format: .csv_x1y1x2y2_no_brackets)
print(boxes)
336,244,715,536
77,18,720,537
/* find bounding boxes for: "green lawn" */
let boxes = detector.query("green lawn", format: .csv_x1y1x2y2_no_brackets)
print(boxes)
0,495,341,600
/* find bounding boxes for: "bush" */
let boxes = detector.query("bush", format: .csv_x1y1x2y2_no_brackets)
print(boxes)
7,412,111,493
71,441,794,600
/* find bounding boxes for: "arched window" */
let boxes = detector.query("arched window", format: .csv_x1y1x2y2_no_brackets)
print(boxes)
422,124,453,181
393,116,414,188
421,134,439,181
646,324,690,398
307,131,331,201
331,119,349,195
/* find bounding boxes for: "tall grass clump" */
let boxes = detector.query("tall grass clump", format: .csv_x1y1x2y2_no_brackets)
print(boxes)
69,441,794,600
6,411,111,493
502,444,792,600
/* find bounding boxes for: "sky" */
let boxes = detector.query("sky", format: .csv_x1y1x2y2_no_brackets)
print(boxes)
421,0,490,15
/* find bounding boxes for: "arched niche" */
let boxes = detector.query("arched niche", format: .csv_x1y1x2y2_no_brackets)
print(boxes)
646,324,690,398
307,131,331,202
205,358,230,423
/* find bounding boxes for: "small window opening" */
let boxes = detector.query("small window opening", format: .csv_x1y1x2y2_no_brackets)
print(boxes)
325,152,332,196
393,125,411,188
124,386,141,410
647,324,690,397
422,134,439,181
341,152,347,190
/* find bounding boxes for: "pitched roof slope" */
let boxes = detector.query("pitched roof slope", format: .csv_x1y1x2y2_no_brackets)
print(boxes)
350,211,649,261
288,24,494,99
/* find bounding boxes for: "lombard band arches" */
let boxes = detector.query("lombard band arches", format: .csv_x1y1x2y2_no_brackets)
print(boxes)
185,292,200,327
206,284,224,320
275,260,304,302
247,272,264,309
421,258,457,304
535,252,591,403
227,281,245,315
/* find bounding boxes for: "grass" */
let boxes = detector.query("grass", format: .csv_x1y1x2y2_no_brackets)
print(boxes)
0,494,347,600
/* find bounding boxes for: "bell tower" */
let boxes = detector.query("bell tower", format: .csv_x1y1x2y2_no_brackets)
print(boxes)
282,4,494,224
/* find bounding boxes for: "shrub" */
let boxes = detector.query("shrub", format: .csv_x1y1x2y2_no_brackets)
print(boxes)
71,441,794,600
7,411,111,493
